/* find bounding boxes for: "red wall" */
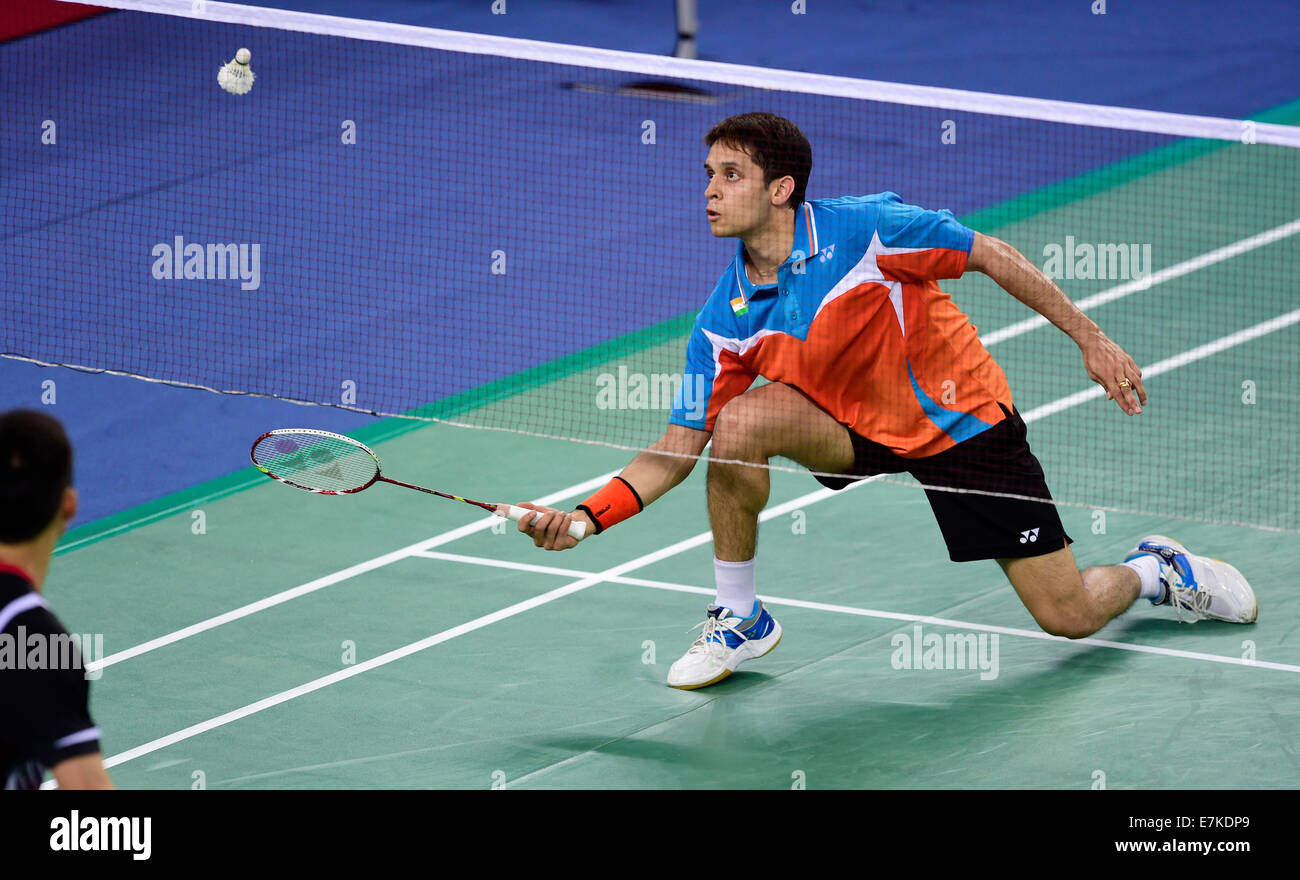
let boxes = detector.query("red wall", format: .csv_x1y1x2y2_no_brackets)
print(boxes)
0,0,108,42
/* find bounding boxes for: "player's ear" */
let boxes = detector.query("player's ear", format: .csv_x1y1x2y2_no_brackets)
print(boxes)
770,175,794,207
60,487,78,531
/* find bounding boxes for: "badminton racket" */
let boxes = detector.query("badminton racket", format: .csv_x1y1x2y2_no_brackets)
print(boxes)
250,428,586,540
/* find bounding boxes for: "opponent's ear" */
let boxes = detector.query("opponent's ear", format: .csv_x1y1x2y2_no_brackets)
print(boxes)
60,487,78,532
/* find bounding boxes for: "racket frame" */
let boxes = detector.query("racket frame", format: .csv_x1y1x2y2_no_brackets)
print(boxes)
250,428,585,538
250,428,383,495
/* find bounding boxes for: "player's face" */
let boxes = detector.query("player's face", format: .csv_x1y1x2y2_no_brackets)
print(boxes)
704,142,776,238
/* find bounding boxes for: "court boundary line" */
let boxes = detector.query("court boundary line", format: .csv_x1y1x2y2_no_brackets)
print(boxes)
61,0,1300,145
412,549,1300,674
85,470,619,672
87,301,1300,675
90,294,1300,773
34,125,1297,554
979,218,1300,346
44,214,1300,562
94,481,867,772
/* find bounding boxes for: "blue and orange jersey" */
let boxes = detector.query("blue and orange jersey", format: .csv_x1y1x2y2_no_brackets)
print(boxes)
669,193,1013,458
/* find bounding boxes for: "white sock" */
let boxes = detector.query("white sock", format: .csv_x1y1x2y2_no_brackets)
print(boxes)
714,557,757,618
1124,554,1163,601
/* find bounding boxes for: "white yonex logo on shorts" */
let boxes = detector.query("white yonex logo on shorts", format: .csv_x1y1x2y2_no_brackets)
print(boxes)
1020,527,1040,544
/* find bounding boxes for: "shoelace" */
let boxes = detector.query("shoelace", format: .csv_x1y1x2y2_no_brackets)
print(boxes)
1167,579,1213,624
684,613,748,656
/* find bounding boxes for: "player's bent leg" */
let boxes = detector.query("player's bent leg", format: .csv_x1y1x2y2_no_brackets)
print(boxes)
998,544,1142,639
667,384,851,690
706,382,854,561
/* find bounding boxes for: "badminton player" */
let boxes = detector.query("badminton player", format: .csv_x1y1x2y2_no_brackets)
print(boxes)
515,113,1257,689
0,410,113,787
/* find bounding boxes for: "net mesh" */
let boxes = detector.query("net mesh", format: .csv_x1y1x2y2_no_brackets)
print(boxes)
4,1,1299,533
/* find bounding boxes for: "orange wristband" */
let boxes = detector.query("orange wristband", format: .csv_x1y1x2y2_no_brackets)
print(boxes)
576,477,644,534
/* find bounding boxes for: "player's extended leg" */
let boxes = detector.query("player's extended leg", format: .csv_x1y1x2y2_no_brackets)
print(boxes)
667,382,854,689
1000,537,1259,638
998,546,1142,639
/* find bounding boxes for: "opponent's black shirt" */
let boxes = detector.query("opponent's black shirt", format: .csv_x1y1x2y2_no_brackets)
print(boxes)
0,565,101,789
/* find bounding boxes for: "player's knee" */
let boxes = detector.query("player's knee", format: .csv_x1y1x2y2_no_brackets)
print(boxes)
1037,610,1096,640
712,392,765,455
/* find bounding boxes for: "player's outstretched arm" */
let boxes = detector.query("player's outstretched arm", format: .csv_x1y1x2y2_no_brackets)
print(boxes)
515,424,711,551
967,232,1148,415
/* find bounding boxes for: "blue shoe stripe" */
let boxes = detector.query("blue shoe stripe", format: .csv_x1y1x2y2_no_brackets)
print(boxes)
1129,542,1198,603
704,608,776,648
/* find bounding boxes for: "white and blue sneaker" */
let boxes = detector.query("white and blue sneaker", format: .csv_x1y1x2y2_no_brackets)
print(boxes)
1126,535,1258,624
666,601,783,690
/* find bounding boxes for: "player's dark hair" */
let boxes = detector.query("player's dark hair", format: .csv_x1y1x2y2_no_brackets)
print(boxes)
0,410,73,543
704,113,812,210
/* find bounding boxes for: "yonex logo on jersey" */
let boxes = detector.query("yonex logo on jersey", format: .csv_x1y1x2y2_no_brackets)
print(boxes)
817,243,835,262
1020,528,1040,544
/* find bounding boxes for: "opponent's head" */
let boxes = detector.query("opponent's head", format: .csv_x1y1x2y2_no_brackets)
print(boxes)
0,410,76,547
703,113,812,238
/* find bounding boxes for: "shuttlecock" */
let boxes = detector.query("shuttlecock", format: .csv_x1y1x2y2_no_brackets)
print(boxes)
218,48,255,95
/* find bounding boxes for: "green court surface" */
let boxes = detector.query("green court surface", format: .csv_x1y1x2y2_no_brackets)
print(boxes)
44,133,1300,790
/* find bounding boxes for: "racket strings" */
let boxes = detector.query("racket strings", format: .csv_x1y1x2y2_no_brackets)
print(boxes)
252,432,379,492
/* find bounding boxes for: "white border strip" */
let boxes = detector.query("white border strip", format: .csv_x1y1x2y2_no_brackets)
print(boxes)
1019,307,1300,422
84,470,619,673
414,549,1300,675
981,218,1300,346
58,0,1300,147
80,298,1300,774
95,479,872,772
84,301,1300,677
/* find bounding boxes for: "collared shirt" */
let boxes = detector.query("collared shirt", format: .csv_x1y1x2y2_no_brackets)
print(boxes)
669,193,1013,458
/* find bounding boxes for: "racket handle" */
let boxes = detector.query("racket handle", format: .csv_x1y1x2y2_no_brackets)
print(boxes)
502,505,588,540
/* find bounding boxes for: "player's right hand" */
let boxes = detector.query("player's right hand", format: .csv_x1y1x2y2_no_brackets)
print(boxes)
512,502,590,551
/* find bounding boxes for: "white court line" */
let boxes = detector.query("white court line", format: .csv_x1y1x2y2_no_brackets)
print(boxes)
414,550,1300,675
85,470,618,673
980,218,1300,347
84,221,1300,674
1019,307,1300,422
95,301,1300,772
89,300,1300,773
98,480,871,771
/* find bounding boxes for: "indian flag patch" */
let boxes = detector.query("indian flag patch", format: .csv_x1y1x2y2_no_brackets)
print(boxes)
730,295,748,316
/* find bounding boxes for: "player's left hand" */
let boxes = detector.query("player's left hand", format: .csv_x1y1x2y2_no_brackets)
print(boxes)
1079,331,1147,415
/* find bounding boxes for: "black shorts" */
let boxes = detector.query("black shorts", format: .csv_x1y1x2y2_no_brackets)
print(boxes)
814,405,1072,562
